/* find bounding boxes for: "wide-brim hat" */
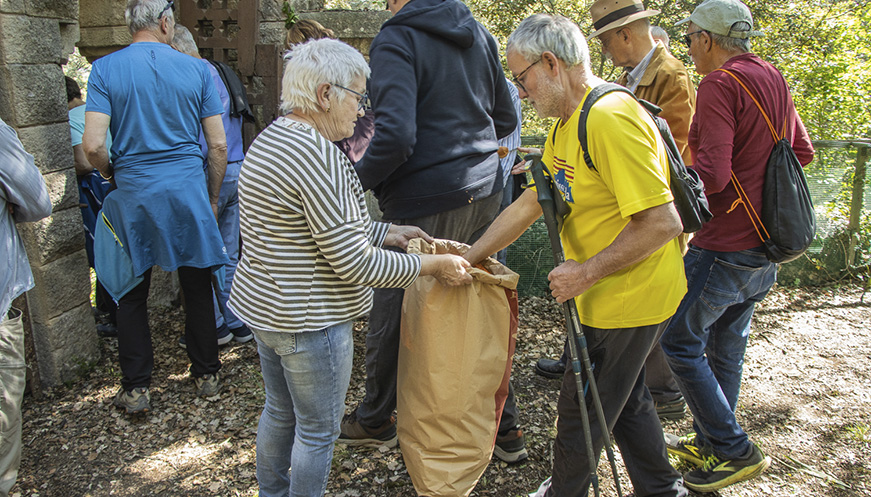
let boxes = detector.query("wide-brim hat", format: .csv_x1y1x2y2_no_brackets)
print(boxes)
588,0,660,40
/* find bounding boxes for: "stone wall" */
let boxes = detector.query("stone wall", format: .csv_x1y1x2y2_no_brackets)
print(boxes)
0,0,99,386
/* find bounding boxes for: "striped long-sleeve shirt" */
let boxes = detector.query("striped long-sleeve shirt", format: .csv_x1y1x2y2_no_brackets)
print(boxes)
228,117,421,332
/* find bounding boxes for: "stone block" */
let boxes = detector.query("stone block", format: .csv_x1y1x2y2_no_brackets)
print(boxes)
16,122,74,174
59,20,79,61
29,302,99,387
42,169,77,212
0,14,62,64
78,25,131,60
27,249,91,320
258,20,285,45
24,0,77,20
78,0,125,27
0,64,66,127
19,206,85,266
301,10,390,40
0,0,25,15
149,267,180,309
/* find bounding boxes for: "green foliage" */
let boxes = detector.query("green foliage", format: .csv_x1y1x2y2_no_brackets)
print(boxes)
282,1,300,29
64,48,91,98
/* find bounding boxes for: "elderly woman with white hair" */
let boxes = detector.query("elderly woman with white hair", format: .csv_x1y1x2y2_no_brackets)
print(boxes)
227,38,472,497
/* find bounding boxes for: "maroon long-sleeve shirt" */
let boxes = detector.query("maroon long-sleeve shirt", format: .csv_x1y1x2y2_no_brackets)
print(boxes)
688,52,814,252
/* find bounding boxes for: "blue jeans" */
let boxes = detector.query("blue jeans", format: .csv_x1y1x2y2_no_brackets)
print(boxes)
660,245,777,460
253,322,354,497
211,161,243,330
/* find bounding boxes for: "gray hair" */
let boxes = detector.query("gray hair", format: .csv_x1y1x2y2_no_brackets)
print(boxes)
507,14,591,71
280,38,371,115
694,21,751,53
172,25,199,56
650,26,670,48
126,0,174,35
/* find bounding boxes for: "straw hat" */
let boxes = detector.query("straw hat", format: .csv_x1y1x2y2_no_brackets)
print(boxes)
588,0,660,40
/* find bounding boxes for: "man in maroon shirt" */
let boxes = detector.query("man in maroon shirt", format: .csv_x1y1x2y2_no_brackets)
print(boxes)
659,0,814,493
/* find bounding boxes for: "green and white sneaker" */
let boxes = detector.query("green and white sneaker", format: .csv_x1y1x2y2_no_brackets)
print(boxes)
683,443,771,493
665,432,706,467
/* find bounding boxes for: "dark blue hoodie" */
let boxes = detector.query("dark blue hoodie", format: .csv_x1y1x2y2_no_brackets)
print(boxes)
354,0,518,220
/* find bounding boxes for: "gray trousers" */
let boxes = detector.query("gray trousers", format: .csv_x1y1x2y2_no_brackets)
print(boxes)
0,308,25,497
357,192,520,432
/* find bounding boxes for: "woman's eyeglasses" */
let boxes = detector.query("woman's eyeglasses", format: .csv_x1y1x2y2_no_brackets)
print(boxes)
333,84,371,111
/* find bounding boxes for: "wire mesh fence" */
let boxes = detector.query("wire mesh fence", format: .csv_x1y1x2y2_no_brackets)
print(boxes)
504,140,870,295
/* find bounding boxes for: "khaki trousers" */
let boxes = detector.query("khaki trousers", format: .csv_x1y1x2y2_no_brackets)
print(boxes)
0,307,25,497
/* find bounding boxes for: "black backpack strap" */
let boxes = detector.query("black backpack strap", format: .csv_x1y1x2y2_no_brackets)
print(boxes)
578,83,637,171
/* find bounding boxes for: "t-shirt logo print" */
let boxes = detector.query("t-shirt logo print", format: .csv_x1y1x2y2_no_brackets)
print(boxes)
552,155,575,204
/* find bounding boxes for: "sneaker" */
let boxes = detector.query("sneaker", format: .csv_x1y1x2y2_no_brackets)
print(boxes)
230,324,254,343
683,443,771,493
655,396,687,421
494,428,529,464
178,323,234,349
534,357,566,379
337,409,398,448
665,432,706,467
195,373,221,397
113,387,150,414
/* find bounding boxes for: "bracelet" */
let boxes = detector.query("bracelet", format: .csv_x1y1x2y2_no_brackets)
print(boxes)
100,165,114,180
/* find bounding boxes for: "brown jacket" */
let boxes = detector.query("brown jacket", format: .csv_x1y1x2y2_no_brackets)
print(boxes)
617,43,696,164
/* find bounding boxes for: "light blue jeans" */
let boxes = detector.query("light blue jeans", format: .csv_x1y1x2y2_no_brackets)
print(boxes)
211,160,243,330
661,245,777,460
253,322,353,497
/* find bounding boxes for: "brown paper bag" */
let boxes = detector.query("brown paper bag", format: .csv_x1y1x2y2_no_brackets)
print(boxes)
398,239,519,497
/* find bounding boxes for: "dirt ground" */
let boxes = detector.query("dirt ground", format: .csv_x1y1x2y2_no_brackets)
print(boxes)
10,284,871,497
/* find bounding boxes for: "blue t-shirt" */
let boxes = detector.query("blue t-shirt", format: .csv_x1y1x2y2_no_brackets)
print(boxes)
69,104,112,150
198,59,245,164
87,42,222,173
86,42,229,279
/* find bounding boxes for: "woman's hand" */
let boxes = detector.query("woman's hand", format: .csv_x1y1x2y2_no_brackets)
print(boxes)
419,254,473,286
384,225,434,250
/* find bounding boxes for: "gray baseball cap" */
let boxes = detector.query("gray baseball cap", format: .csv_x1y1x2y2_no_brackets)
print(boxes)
676,0,763,39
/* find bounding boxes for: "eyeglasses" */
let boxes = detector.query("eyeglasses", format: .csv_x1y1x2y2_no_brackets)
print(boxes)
333,83,370,111
682,30,706,48
160,0,174,19
512,58,541,93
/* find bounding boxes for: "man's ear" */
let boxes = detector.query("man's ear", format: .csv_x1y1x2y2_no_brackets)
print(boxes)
541,51,560,74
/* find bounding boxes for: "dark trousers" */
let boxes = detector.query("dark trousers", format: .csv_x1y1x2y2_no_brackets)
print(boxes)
94,278,117,325
547,320,686,497
357,192,520,432
117,267,221,390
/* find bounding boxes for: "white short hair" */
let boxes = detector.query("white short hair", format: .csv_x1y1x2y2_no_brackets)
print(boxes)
172,25,199,56
507,14,590,70
280,38,370,115
126,0,173,35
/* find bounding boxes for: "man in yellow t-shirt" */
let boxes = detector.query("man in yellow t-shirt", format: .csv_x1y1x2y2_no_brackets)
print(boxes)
464,13,688,497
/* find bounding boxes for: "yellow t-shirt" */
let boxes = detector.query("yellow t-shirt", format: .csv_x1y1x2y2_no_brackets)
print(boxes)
542,87,686,329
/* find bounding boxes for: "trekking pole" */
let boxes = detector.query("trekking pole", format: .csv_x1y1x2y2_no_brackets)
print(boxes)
528,154,623,497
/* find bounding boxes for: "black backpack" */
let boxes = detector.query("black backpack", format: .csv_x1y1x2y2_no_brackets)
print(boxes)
553,83,712,233
718,69,816,263
207,59,255,122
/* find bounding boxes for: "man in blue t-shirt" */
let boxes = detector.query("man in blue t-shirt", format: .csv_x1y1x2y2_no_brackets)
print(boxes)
171,25,253,348
82,0,230,414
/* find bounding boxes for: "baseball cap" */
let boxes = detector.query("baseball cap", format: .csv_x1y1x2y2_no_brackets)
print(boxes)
675,0,763,39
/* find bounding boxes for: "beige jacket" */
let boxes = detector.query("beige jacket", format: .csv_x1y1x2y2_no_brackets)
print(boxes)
617,44,696,164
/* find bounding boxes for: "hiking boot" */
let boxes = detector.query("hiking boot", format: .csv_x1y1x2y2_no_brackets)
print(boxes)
338,410,397,448
665,432,706,467
683,443,771,493
494,428,529,464
195,373,221,397
655,396,687,421
230,324,254,343
178,323,234,349
534,357,566,380
113,387,150,414
96,322,118,338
